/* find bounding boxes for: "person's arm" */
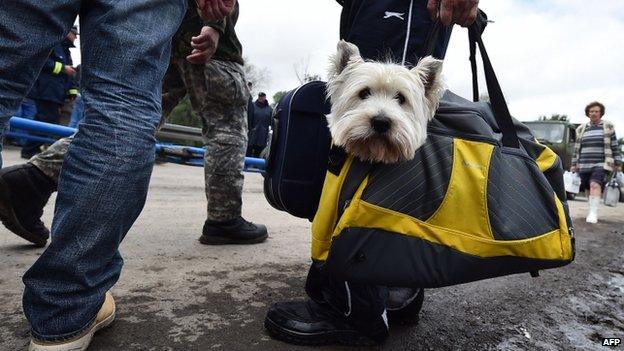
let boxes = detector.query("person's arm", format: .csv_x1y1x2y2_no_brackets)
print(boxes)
187,1,237,64
570,125,582,172
204,18,226,36
610,129,622,171
427,0,479,27
41,56,69,76
186,25,220,64
41,57,62,75
196,0,235,21
247,100,255,129
67,75,79,100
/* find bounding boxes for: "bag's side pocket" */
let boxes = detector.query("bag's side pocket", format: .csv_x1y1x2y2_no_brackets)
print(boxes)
488,149,560,241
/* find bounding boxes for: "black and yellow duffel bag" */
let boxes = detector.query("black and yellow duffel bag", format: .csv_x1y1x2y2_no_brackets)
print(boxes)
311,24,575,288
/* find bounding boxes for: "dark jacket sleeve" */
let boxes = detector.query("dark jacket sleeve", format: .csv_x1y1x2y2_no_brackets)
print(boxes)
66,74,79,97
247,97,255,129
204,18,226,36
41,56,64,76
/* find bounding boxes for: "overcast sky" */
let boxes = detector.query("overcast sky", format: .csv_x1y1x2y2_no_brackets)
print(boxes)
73,0,624,137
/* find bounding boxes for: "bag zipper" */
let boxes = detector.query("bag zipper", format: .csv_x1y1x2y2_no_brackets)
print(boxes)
436,105,486,116
427,127,498,145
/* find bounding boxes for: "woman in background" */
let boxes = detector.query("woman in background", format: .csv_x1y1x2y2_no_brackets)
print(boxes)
570,101,622,223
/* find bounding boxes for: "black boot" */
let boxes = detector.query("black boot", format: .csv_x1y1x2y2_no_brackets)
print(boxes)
0,164,55,247
264,299,387,346
199,216,267,245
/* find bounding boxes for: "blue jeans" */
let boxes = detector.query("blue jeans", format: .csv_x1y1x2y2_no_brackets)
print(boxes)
0,0,186,341
13,98,38,146
68,94,84,128
17,98,38,119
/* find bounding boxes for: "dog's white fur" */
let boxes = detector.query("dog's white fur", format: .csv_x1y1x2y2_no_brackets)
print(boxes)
326,40,444,163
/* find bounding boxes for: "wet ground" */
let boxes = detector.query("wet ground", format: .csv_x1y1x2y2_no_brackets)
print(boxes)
1,146,622,350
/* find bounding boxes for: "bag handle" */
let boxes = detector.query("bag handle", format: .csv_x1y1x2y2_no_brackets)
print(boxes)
609,170,619,183
469,28,479,102
468,22,520,148
423,12,520,149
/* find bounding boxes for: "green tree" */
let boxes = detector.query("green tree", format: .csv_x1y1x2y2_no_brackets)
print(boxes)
159,96,203,147
272,90,288,107
538,114,568,122
167,96,201,128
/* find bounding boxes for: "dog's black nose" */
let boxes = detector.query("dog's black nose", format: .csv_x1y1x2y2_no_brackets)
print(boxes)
370,115,391,133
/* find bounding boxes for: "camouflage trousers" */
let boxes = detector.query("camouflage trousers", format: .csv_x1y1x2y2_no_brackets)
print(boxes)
29,59,249,222
29,136,71,182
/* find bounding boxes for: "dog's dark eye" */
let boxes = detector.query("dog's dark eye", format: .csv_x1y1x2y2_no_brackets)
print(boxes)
358,88,371,100
395,92,406,105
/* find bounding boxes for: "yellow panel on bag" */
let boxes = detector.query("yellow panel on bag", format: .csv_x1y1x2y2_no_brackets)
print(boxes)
332,198,572,259
426,139,495,239
535,147,558,172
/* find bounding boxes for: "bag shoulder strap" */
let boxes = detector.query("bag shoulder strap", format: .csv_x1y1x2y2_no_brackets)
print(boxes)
468,19,519,148
468,10,489,102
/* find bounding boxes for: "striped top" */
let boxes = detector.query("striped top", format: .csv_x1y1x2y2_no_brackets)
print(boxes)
574,121,621,172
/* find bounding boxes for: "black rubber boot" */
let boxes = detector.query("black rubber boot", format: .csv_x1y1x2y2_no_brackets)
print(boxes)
0,164,56,247
199,216,267,245
264,299,386,346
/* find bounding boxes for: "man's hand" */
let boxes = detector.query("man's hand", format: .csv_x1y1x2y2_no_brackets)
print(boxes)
186,26,220,64
427,0,479,27
196,0,235,21
64,65,76,76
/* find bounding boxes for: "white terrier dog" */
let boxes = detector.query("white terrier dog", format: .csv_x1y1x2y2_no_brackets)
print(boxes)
326,40,444,164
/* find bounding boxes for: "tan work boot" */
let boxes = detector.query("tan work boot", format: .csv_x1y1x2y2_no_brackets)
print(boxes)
29,291,116,351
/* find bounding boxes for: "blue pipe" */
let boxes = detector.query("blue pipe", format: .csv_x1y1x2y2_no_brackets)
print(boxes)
10,117,75,137
8,117,267,171
153,144,266,169
157,155,265,173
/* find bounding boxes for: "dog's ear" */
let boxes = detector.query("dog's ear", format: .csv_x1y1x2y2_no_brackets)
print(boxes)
412,56,444,114
329,40,363,77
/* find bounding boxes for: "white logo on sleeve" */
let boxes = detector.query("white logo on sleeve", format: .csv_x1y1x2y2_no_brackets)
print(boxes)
384,11,405,20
